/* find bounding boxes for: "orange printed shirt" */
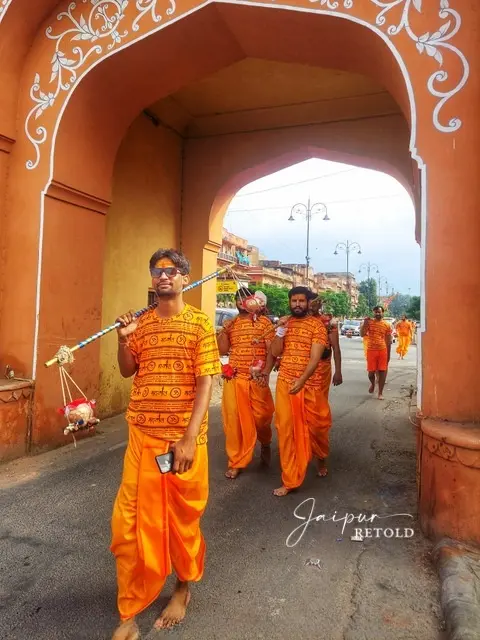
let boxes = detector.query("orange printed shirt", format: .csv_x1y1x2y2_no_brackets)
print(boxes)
278,316,328,388
366,319,392,351
125,304,221,442
396,320,412,337
226,315,275,380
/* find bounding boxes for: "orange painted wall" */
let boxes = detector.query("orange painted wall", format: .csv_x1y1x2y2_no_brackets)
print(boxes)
32,197,106,452
98,115,182,417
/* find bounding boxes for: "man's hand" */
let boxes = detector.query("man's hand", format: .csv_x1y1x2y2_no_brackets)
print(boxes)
277,315,290,327
254,373,269,388
332,371,343,386
289,378,305,395
116,310,138,340
170,435,197,474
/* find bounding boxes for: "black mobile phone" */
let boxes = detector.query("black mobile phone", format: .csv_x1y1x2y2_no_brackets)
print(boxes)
155,451,174,474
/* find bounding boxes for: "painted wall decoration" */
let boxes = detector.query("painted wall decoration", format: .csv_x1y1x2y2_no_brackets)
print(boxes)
22,0,469,170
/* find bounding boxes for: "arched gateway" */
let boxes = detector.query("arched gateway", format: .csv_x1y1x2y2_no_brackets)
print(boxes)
0,0,478,543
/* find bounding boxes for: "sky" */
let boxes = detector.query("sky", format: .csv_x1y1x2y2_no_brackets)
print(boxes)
223,158,420,296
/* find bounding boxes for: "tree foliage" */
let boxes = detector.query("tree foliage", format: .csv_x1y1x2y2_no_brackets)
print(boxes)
249,283,290,317
358,278,378,309
388,294,412,318
407,296,421,321
321,291,351,318
354,294,370,318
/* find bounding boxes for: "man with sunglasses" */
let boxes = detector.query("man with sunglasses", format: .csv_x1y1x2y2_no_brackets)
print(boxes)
111,249,221,640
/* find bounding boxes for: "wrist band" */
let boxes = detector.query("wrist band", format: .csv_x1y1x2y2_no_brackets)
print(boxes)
275,326,287,337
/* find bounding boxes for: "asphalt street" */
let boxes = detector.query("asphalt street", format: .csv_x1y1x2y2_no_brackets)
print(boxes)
0,339,445,640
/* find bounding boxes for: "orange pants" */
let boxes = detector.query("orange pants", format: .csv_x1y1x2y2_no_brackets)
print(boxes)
222,377,274,469
396,335,411,357
111,423,208,621
275,378,331,489
367,348,388,372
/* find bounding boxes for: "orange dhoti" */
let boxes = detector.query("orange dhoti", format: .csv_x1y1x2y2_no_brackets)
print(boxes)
111,423,208,621
274,378,332,489
396,335,411,357
222,377,274,469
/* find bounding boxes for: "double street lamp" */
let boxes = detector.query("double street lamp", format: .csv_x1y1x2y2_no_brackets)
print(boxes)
288,197,329,278
334,240,362,302
378,275,388,296
358,262,379,308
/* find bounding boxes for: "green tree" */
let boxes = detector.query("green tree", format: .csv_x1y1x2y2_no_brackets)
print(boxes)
406,296,421,321
321,291,351,318
388,294,412,318
249,283,290,317
358,278,378,309
354,294,370,318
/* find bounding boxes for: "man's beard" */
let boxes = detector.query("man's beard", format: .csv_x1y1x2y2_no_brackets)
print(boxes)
155,288,176,298
291,307,308,317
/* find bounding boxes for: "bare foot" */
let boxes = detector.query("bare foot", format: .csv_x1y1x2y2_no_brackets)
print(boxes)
154,581,191,630
112,619,139,640
316,459,328,477
225,468,242,479
260,444,271,466
368,383,375,394
378,394,385,400
273,486,291,497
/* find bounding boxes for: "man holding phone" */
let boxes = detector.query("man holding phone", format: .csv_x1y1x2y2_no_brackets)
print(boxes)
360,305,392,400
111,249,221,640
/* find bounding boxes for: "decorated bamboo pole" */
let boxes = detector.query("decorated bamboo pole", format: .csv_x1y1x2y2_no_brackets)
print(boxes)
44,266,231,367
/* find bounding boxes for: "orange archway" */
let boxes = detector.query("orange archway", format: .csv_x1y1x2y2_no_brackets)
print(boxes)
0,0,479,544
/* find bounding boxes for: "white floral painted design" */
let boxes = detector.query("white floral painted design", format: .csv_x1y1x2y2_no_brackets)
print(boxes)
0,0,12,19
24,0,470,169
369,0,469,132
24,0,175,169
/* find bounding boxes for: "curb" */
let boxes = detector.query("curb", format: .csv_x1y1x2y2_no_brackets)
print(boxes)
433,538,480,640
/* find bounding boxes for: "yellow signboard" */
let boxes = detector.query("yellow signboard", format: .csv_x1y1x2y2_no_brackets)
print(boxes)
216,280,238,294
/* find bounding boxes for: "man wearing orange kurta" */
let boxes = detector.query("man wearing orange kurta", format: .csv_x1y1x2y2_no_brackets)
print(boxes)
263,286,330,496
309,304,343,477
396,315,413,359
111,249,221,640
360,305,392,400
217,288,275,479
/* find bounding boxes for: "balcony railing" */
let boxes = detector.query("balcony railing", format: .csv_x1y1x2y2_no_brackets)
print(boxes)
218,252,236,263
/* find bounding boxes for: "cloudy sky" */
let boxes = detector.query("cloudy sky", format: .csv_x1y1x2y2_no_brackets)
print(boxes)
223,158,420,296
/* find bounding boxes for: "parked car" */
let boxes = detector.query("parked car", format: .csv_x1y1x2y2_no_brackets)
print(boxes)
215,307,238,332
340,319,361,337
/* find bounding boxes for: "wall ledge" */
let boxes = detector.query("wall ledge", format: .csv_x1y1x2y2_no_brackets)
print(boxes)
46,180,111,215
421,418,480,469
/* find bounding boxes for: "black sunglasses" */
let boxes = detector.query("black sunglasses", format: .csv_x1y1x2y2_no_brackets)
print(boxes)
150,267,185,278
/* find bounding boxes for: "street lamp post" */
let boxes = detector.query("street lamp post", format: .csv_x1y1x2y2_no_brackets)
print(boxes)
334,240,362,303
358,262,379,308
378,275,388,297
289,197,329,284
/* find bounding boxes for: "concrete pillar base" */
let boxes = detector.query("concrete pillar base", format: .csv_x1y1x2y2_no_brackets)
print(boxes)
419,418,480,546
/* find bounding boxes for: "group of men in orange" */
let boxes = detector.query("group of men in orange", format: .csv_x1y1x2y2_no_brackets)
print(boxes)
217,285,342,496
108,247,392,640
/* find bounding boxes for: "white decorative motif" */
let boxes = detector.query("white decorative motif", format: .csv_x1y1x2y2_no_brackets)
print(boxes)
369,0,469,132
0,0,12,19
307,0,468,133
25,0,175,169
24,0,469,169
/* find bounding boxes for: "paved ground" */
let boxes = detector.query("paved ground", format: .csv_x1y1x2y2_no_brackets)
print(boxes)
0,339,446,639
